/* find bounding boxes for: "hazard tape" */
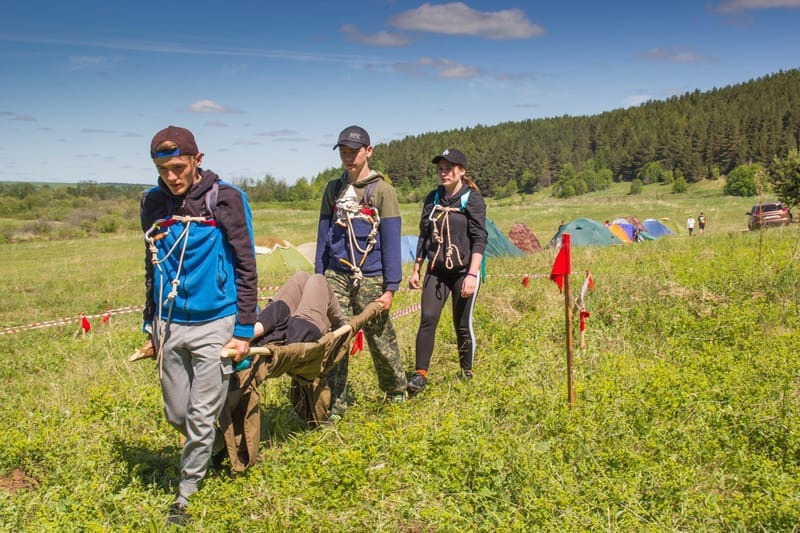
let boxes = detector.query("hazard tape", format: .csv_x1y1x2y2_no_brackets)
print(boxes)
0,305,145,336
1,270,583,336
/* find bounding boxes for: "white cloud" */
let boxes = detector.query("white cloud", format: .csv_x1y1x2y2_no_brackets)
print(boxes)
639,47,710,63
188,100,241,113
392,57,481,79
714,0,800,13
388,2,545,40
13,115,37,122
341,24,410,47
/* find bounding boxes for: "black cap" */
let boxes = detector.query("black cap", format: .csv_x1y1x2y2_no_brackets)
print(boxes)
333,125,371,150
432,148,467,168
150,126,199,159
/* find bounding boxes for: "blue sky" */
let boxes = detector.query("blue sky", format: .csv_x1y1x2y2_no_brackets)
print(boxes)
1,0,799,185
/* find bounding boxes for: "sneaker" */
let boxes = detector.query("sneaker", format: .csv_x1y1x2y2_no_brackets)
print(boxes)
406,372,428,395
166,502,190,527
460,369,473,382
385,391,406,404
323,413,343,425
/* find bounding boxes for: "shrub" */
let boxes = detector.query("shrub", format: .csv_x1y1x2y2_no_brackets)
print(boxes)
724,164,761,196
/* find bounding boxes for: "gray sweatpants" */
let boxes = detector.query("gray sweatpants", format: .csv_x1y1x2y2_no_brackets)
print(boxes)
156,315,234,504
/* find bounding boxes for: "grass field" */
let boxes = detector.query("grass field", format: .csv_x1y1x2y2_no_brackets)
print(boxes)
1,181,799,530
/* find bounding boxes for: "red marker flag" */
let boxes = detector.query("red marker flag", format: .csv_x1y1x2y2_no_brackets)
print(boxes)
350,329,364,355
80,313,92,333
101,310,111,324
522,275,530,288
579,309,591,332
550,233,571,292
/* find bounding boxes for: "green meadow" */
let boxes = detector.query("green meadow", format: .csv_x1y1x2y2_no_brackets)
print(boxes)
2,181,799,530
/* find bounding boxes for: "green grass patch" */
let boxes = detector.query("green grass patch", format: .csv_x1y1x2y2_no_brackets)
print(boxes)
1,188,800,529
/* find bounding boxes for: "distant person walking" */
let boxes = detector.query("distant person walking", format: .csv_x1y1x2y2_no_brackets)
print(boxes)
698,212,706,234
140,126,258,526
314,125,408,421
687,216,696,236
407,148,487,395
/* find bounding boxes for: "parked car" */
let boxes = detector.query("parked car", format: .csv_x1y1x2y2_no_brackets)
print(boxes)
746,202,791,230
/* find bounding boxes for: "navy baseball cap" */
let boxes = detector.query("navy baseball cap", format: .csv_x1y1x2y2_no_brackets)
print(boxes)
333,125,371,150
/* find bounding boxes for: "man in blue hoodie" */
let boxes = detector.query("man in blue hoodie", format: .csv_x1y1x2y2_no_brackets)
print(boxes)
140,126,258,526
315,125,407,421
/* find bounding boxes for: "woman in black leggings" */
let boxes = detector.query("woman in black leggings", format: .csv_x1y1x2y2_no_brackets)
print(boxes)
407,148,487,395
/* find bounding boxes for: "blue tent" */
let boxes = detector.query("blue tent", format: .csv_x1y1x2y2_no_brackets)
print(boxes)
642,218,675,238
400,235,419,263
612,222,636,241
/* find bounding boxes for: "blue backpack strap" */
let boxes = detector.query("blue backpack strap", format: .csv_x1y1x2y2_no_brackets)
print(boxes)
434,187,471,211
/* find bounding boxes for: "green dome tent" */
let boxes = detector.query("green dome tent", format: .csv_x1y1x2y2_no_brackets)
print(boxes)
254,236,313,282
485,218,525,258
548,218,624,248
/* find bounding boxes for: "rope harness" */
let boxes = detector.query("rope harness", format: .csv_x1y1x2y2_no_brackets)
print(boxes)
333,183,380,286
428,205,465,270
144,214,216,376
428,188,472,271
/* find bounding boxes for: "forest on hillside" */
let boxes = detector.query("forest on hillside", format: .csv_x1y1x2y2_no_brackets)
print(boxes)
358,69,800,197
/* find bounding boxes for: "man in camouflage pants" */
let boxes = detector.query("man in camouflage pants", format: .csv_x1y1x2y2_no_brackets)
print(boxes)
315,125,407,420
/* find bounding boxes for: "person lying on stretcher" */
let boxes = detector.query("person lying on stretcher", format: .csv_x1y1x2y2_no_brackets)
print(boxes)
241,272,347,366
132,272,347,362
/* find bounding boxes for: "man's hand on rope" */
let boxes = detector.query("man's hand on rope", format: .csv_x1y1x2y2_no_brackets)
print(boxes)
225,337,251,362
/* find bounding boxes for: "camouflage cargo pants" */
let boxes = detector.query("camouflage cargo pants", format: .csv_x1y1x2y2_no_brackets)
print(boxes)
325,270,407,416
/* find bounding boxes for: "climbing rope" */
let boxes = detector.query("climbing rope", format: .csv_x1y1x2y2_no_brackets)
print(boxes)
334,187,380,285
144,215,211,376
428,205,465,270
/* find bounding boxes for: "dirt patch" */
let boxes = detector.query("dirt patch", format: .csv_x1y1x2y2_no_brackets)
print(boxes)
0,468,39,494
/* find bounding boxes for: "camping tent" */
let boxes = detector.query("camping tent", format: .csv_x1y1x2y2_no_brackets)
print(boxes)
400,220,523,263
484,218,525,258
254,236,313,279
548,218,624,248
642,219,675,238
400,234,420,264
607,223,633,243
295,241,317,265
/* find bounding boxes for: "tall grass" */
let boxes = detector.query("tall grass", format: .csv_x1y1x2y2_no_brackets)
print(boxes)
1,183,799,530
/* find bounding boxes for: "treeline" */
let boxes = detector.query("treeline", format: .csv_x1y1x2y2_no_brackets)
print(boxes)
0,182,142,242
250,68,798,202
363,69,800,199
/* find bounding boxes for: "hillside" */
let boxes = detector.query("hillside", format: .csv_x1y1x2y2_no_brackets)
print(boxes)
1,187,799,529
365,69,800,196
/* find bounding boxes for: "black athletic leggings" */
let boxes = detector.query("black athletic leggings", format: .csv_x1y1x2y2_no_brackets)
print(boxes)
414,269,480,374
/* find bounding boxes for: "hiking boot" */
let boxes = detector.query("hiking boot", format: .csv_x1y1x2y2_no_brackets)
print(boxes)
166,502,190,527
406,372,428,395
385,391,406,404
460,369,473,382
